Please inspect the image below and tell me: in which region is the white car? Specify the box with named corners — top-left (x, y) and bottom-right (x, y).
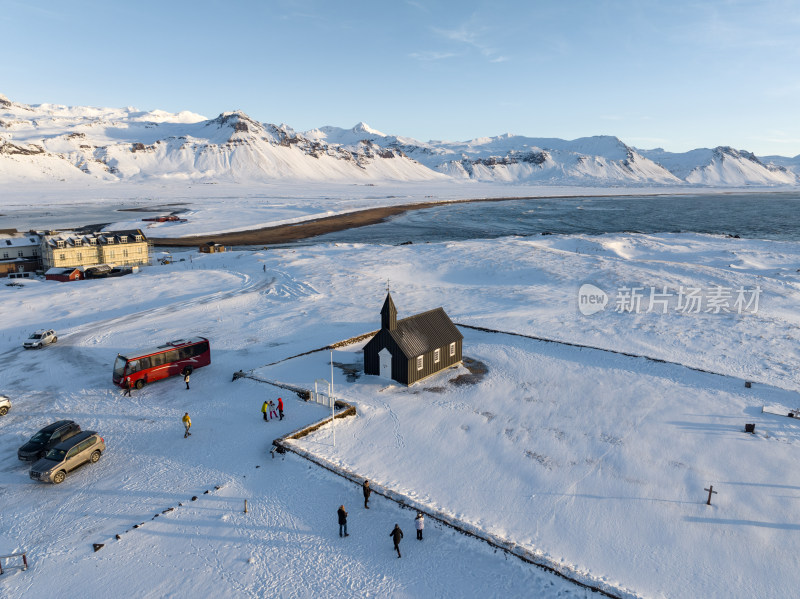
top-left (0, 395), bottom-right (10, 416)
top-left (24, 329), bottom-right (57, 349)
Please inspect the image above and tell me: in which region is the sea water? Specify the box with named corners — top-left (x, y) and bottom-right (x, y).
top-left (313, 192), bottom-right (800, 244)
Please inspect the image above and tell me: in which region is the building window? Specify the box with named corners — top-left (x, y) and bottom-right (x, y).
top-left (56, 240), bottom-right (64, 248)
top-left (434, 348), bottom-right (440, 364)
top-left (121, 237), bottom-right (127, 243)
top-left (18, 251), bottom-right (23, 257)
top-left (90, 239), bottom-right (97, 245)
top-left (109, 250), bottom-right (115, 259)
top-left (123, 249), bottom-right (129, 258)
top-left (137, 247), bottom-right (142, 254)
top-left (76, 252), bottom-right (82, 260)
top-left (2, 252), bottom-right (7, 259)
top-left (135, 235), bottom-right (143, 242)
top-left (59, 253), bottom-right (65, 260)
top-left (449, 342), bottom-right (456, 357)
top-left (416, 356), bottom-right (423, 371)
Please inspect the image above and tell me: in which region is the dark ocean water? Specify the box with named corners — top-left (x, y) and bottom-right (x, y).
top-left (313, 192), bottom-right (800, 244)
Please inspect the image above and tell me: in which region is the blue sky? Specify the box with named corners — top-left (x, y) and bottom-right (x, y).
top-left (3, 0), bottom-right (799, 156)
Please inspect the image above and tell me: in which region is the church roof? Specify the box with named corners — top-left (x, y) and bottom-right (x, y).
top-left (388, 307), bottom-right (462, 357)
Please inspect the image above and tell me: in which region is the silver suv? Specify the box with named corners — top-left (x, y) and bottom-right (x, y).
top-left (24, 329), bottom-right (57, 349)
top-left (30, 431), bottom-right (105, 484)
top-left (0, 394), bottom-right (10, 416)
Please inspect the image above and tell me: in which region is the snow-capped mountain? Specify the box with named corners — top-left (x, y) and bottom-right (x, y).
top-left (0, 95), bottom-right (443, 184)
top-left (1, 94), bottom-right (798, 186)
top-left (638, 146), bottom-right (798, 186)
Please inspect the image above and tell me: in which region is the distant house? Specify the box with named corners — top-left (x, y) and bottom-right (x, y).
top-left (0, 230), bottom-right (42, 278)
top-left (363, 293), bottom-right (463, 385)
top-left (40, 229), bottom-right (149, 271)
top-left (45, 267), bottom-right (83, 282)
top-left (199, 242), bottom-right (226, 253)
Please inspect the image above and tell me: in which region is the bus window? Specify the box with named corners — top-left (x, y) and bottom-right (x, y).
top-left (128, 360), bottom-right (140, 373)
top-left (139, 356), bottom-right (152, 370)
top-left (165, 350), bottom-right (179, 363)
top-left (151, 353), bottom-right (165, 367)
top-left (194, 341), bottom-right (209, 356)
top-left (178, 347), bottom-right (192, 361)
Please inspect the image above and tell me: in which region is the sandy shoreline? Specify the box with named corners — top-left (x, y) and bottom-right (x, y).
top-left (147, 192), bottom-right (684, 247)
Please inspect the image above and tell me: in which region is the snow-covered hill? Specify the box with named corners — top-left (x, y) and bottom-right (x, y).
top-left (0, 95), bottom-right (444, 184)
top-left (2, 93), bottom-right (798, 186)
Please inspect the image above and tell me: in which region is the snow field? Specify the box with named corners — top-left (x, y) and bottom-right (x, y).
top-left (279, 330), bottom-right (800, 599)
top-left (0, 247), bottom-right (593, 598)
top-left (0, 231), bottom-right (799, 598)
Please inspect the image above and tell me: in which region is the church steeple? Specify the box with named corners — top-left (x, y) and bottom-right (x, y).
top-left (381, 292), bottom-right (397, 331)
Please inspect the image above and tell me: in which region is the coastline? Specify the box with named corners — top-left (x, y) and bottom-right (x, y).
top-left (146, 192), bottom-right (694, 247)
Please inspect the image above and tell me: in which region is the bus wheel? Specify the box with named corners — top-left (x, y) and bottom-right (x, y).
top-left (135, 379), bottom-right (145, 390)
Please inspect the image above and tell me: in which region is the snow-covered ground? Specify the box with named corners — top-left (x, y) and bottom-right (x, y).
top-left (1, 231), bottom-right (799, 597)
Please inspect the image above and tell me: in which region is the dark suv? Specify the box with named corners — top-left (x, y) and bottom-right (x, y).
top-left (30, 431), bottom-right (105, 484)
top-left (18, 420), bottom-right (81, 461)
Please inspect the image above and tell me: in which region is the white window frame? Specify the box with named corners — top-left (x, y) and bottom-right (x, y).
top-left (449, 342), bottom-right (456, 357)
top-left (434, 348), bottom-right (440, 364)
top-left (416, 356), bottom-right (423, 371)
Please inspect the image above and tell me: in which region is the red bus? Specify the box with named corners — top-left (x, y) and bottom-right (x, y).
top-left (113, 337), bottom-right (211, 389)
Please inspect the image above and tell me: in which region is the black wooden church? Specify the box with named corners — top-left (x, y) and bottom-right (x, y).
top-left (363, 292), bottom-right (463, 385)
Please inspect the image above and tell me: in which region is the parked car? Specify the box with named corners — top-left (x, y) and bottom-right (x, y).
top-left (18, 420), bottom-right (81, 461)
top-left (30, 431), bottom-right (105, 484)
top-left (23, 329), bottom-right (57, 349)
top-left (0, 394), bottom-right (10, 416)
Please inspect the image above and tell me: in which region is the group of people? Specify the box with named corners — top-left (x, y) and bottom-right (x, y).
top-left (261, 397), bottom-right (284, 421)
top-left (338, 479), bottom-right (425, 558)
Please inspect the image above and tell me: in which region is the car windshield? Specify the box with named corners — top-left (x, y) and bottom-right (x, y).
top-left (114, 355), bottom-right (129, 379)
top-left (30, 431), bottom-right (50, 443)
top-left (45, 448), bottom-right (66, 461)
top-left (29, 333), bottom-right (42, 340)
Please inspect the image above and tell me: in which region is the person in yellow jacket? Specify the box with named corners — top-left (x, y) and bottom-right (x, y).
top-left (261, 400), bottom-right (269, 422)
top-left (182, 412), bottom-right (192, 438)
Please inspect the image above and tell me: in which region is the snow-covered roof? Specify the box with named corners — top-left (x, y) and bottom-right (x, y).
top-left (0, 234), bottom-right (41, 248)
top-left (43, 229), bottom-right (147, 247)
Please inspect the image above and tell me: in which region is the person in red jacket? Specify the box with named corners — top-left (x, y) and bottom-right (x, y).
top-left (277, 397), bottom-right (284, 421)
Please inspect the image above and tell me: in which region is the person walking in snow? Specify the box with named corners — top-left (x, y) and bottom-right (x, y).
top-left (338, 505), bottom-right (349, 537)
top-left (269, 400), bottom-right (279, 420)
top-left (415, 513), bottom-right (424, 540)
top-left (182, 412), bottom-right (192, 438)
top-left (362, 479), bottom-right (371, 509)
top-left (122, 377), bottom-right (132, 397)
top-left (261, 400), bottom-right (269, 421)
top-left (184, 370), bottom-right (190, 390)
top-left (390, 524), bottom-right (404, 558)
top-left (277, 397), bottom-right (284, 421)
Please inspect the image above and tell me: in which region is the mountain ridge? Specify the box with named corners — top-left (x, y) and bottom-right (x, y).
top-left (1, 94), bottom-right (797, 187)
